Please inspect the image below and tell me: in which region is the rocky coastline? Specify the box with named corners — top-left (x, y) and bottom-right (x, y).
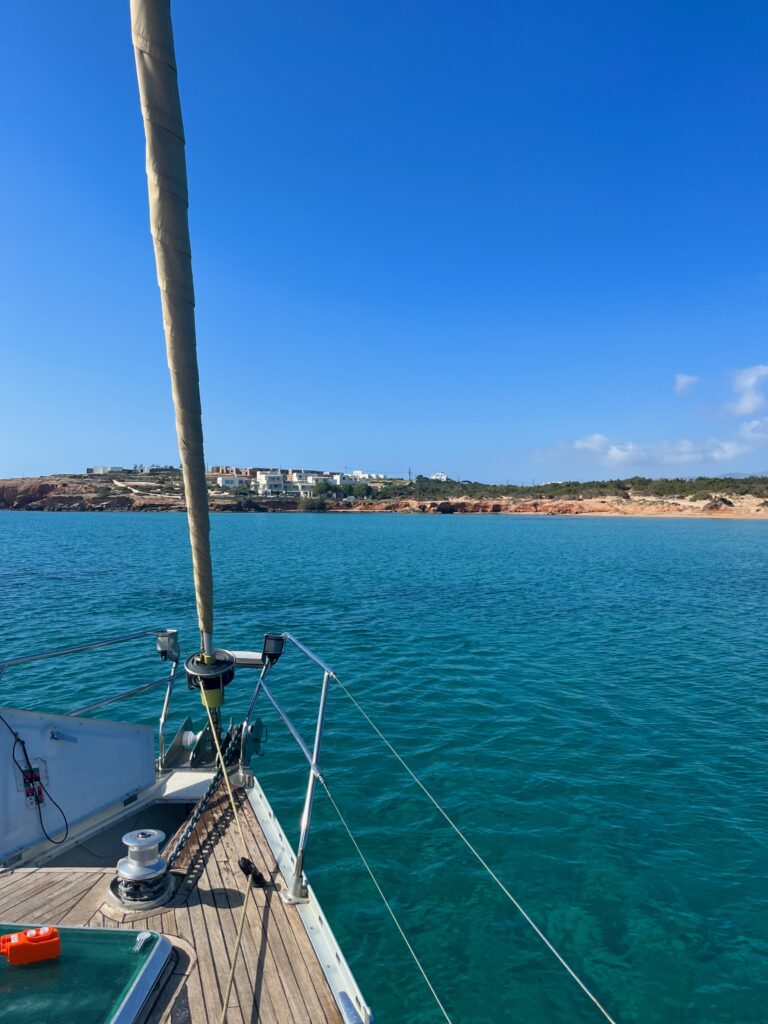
top-left (2, 476), bottom-right (768, 519)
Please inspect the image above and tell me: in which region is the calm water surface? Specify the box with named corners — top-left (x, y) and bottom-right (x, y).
top-left (1, 511), bottom-right (766, 1024)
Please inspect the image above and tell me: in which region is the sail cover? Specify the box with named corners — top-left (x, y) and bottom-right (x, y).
top-left (130, 0), bottom-right (213, 647)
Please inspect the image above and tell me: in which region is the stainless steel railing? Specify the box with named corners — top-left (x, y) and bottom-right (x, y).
top-left (0, 627), bottom-right (181, 763)
top-left (0, 627), bottom-right (172, 679)
top-left (1, 626), bottom-right (337, 899)
top-left (234, 631), bottom-right (336, 904)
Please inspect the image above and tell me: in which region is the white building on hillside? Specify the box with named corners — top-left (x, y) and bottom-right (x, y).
top-left (430, 472), bottom-right (449, 482)
top-left (283, 479), bottom-right (316, 498)
top-left (351, 470), bottom-right (386, 480)
top-left (213, 465), bottom-right (387, 496)
top-left (251, 470), bottom-right (286, 496)
top-left (216, 475), bottom-right (250, 488)
top-left (288, 470), bottom-right (325, 484)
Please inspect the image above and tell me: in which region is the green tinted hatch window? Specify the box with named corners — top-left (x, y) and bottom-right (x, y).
top-left (0, 923), bottom-right (163, 1023)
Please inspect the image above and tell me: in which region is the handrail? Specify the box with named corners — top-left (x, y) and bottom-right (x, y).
top-left (240, 632), bottom-right (335, 904)
top-left (157, 662), bottom-right (179, 765)
top-left (257, 678), bottom-right (315, 767)
top-left (281, 631), bottom-right (337, 678)
top-left (0, 627), bottom-right (170, 680)
top-left (0, 627), bottom-right (180, 765)
top-left (1, 624), bottom-right (334, 894)
top-left (69, 664), bottom-right (178, 718)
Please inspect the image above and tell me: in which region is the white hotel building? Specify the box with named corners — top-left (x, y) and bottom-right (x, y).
top-left (213, 468), bottom-right (376, 498)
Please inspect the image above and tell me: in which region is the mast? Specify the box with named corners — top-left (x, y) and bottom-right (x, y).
top-left (130, 0), bottom-right (213, 659)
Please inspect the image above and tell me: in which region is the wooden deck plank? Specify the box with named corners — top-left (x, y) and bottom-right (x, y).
top-left (173, 802), bottom-right (250, 1024)
top-left (201, 791), bottom-right (291, 1023)
top-left (0, 871), bottom-right (96, 922)
top-left (202, 803), bottom-right (285, 1024)
top-left (212, 796), bottom-right (309, 1024)
top-left (0, 868), bottom-right (48, 905)
top-left (217, 788), bottom-right (343, 1024)
top-left (0, 880), bottom-right (47, 916)
top-left (179, 873), bottom-right (227, 1022)
top-left (0, 868), bottom-right (39, 895)
top-left (28, 872), bottom-right (101, 915)
top-left (21, 879), bottom-right (103, 925)
top-left (0, 782), bottom-right (345, 1024)
top-left (3, 872), bottom-right (69, 910)
top-left (238, 795), bottom-right (342, 1024)
top-left (184, 962), bottom-right (209, 1024)
top-left (192, 811), bottom-right (271, 1024)
top-left (189, 812), bottom-right (248, 1024)
top-left (57, 871), bottom-right (112, 926)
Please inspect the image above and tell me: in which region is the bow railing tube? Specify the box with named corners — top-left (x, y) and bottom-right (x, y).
top-left (130, 0), bottom-right (214, 659)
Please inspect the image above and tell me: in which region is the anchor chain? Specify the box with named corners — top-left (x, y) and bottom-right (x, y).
top-left (165, 723), bottom-right (243, 870)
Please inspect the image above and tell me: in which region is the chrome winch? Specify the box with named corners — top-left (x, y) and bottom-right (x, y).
top-left (112, 828), bottom-right (173, 908)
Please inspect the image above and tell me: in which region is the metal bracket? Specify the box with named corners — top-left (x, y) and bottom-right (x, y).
top-left (161, 716), bottom-right (193, 770)
top-left (240, 718), bottom-right (267, 764)
top-left (280, 876), bottom-right (309, 905)
top-left (190, 722), bottom-right (216, 768)
top-left (49, 730), bottom-right (78, 743)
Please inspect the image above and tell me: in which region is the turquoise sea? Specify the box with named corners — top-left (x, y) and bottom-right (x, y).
top-left (1, 511), bottom-right (766, 1024)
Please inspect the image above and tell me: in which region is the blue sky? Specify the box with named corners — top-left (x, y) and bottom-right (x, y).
top-left (2, 1), bottom-right (768, 482)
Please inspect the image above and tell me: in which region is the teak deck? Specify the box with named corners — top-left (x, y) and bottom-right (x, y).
top-left (0, 786), bottom-right (343, 1024)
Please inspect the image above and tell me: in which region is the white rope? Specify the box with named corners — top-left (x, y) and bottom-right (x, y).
top-left (319, 779), bottom-right (454, 1024)
top-left (332, 676), bottom-right (619, 1024)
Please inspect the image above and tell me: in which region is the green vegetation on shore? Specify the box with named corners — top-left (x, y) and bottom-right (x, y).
top-left (299, 497), bottom-right (328, 512)
top-left (3, 472), bottom-right (768, 515)
top-left (375, 474), bottom-right (768, 501)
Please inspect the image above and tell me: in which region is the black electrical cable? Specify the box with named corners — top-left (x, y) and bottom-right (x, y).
top-left (0, 712), bottom-right (69, 845)
top-left (77, 841), bottom-right (111, 860)
top-left (78, 810), bottom-right (143, 861)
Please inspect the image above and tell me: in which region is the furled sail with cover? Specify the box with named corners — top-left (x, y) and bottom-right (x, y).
top-left (130, 0), bottom-right (214, 653)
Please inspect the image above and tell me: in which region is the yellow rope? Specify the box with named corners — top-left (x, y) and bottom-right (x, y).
top-left (201, 688), bottom-right (248, 859)
top-left (199, 686), bottom-right (254, 1023)
top-left (220, 873), bottom-right (255, 1022)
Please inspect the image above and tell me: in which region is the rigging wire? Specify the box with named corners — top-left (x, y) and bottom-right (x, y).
top-left (330, 677), bottom-right (620, 1024)
top-left (319, 778), bottom-right (454, 1024)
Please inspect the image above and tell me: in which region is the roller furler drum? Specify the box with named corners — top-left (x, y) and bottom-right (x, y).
top-left (185, 649), bottom-right (236, 692)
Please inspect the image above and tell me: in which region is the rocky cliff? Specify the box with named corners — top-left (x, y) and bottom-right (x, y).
top-left (1, 477), bottom-right (766, 518)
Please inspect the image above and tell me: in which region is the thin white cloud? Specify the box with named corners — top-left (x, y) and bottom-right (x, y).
top-left (567, 433), bottom-right (750, 467)
top-left (548, 363), bottom-right (768, 471)
top-left (726, 364), bottom-right (768, 416)
top-left (674, 373), bottom-right (700, 394)
top-left (572, 433), bottom-right (611, 453)
top-left (739, 417), bottom-right (768, 441)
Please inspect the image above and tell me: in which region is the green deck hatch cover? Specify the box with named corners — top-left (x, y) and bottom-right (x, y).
top-left (0, 922), bottom-right (164, 1023)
